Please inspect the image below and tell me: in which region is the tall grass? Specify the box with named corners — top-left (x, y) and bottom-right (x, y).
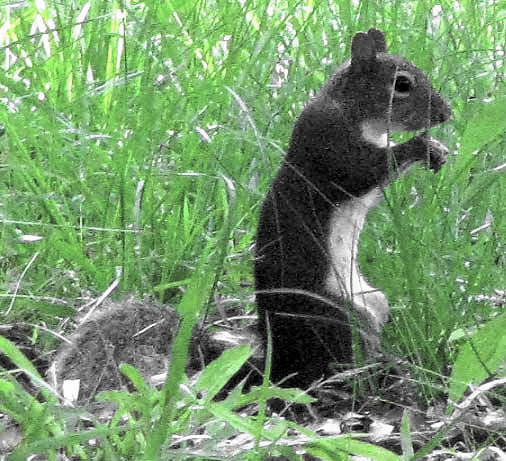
top-left (0, 0), bottom-right (505, 458)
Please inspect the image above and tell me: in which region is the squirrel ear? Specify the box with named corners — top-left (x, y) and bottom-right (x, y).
top-left (350, 28), bottom-right (387, 71)
top-left (367, 28), bottom-right (387, 52)
top-left (351, 32), bottom-right (376, 70)
top-left (351, 32), bottom-right (375, 60)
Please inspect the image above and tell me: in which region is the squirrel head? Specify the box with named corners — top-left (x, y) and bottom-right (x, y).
top-left (325, 28), bottom-right (451, 136)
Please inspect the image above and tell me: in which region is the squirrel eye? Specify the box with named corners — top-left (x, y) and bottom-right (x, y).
top-left (394, 72), bottom-right (414, 96)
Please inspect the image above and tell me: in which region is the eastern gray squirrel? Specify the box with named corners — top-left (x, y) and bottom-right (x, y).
top-left (255, 28), bottom-right (451, 389)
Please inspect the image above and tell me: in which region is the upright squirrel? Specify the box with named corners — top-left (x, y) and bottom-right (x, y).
top-left (255, 28), bottom-right (451, 389)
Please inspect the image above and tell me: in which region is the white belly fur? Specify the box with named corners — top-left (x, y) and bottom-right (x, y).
top-left (325, 187), bottom-right (389, 333)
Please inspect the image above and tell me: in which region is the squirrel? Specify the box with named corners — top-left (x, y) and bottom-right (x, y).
top-left (254, 28), bottom-right (451, 389)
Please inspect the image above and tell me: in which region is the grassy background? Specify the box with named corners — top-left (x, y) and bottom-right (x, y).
top-left (0, 0), bottom-right (505, 456)
top-left (1, 0), bottom-right (505, 375)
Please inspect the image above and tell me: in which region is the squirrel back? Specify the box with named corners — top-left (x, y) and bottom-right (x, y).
top-left (255, 28), bottom-right (451, 389)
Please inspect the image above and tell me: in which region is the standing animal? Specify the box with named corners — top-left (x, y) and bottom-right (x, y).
top-left (254, 28), bottom-right (451, 389)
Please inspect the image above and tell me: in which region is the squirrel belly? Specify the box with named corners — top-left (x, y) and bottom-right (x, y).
top-left (324, 186), bottom-right (389, 336)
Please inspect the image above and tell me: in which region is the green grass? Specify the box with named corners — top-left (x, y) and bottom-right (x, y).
top-left (1, 0), bottom-right (505, 459)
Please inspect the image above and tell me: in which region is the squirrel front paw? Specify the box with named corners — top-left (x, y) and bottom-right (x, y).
top-left (418, 133), bottom-right (449, 172)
